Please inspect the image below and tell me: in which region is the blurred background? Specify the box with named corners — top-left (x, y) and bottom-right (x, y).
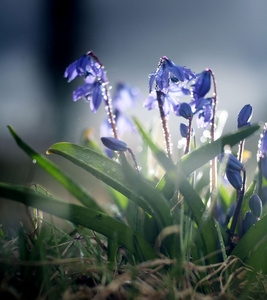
top-left (1, 0), bottom-right (267, 232)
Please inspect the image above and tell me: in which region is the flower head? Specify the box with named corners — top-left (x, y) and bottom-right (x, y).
top-left (249, 194), bottom-right (262, 218)
top-left (149, 56), bottom-right (195, 94)
top-left (192, 70), bottom-right (211, 100)
top-left (64, 52), bottom-right (106, 113)
top-left (237, 104), bottom-right (252, 129)
top-left (101, 137), bottom-right (128, 151)
top-left (175, 102), bottom-right (193, 119)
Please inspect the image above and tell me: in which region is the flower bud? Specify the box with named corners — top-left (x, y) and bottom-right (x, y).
top-left (249, 194), bottom-right (262, 218)
top-left (101, 137), bottom-right (127, 151)
top-left (180, 123), bottom-right (188, 138)
top-left (226, 169), bottom-right (242, 190)
top-left (237, 104), bottom-right (252, 129)
top-left (242, 211), bottom-right (257, 235)
top-left (178, 102), bottom-right (193, 119)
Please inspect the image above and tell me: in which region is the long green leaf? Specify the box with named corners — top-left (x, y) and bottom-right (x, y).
top-left (157, 124), bottom-right (261, 198)
top-left (8, 126), bottom-right (101, 211)
top-left (231, 214), bottom-right (267, 263)
top-left (47, 142), bottom-right (155, 216)
top-left (0, 182), bottom-right (157, 261)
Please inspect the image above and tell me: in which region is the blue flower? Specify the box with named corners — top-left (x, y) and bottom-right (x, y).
top-left (73, 81), bottom-right (103, 113)
top-left (180, 123), bottom-right (188, 138)
top-left (144, 91), bottom-right (180, 117)
top-left (64, 53), bottom-right (105, 82)
top-left (112, 82), bottom-right (139, 112)
top-left (64, 52), bottom-right (106, 113)
top-left (219, 153), bottom-right (244, 190)
top-left (101, 137), bottom-right (128, 151)
top-left (149, 56), bottom-right (195, 93)
top-left (237, 104), bottom-right (252, 129)
top-left (100, 110), bottom-right (135, 137)
top-left (175, 102), bottom-right (193, 119)
top-left (192, 70), bottom-right (211, 100)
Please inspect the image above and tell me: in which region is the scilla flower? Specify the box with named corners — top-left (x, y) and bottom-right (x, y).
top-left (237, 104), bottom-right (252, 129)
top-left (101, 137), bottom-right (127, 151)
top-left (64, 51), bottom-right (106, 113)
top-left (258, 125), bottom-right (267, 179)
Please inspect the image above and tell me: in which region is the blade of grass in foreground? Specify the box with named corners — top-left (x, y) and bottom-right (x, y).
top-left (47, 142), bottom-right (157, 216)
top-left (0, 182), bottom-right (157, 262)
top-left (8, 126), bottom-right (102, 212)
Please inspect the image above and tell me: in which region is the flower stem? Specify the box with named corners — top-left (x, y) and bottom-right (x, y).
top-left (230, 170), bottom-right (246, 235)
top-left (157, 91), bottom-right (172, 159)
top-left (237, 140), bottom-right (245, 162)
top-left (207, 68), bottom-right (218, 218)
top-left (185, 118), bottom-right (192, 154)
top-left (127, 148), bottom-right (140, 174)
top-left (87, 51), bottom-right (118, 140)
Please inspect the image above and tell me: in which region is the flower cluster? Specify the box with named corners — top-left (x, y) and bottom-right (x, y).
top-left (64, 51), bottom-right (106, 113)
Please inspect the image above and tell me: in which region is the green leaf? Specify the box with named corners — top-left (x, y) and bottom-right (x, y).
top-left (231, 214), bottom-right (267, 264)
top-left (157, 124), bottom-right (261, 199)
top-left (47, 142), bottom-right (155, 216)
top-left (0, 182), bottom-right (157, 262)
top-left (7, 126), bottom-right (101, 211)
top-left (133, 117), bottom-right (175, 171)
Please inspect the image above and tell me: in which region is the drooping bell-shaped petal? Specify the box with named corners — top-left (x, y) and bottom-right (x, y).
top-left (176, 102), bottom-right (193, 119)
top-left (261, 186), bottom-right (267, 206)
top-left (144, 91), bottom-right (158, 111)
top-left (226, 169), bottom-right (243, 190)
top-left (196, 104), bottom-right (213, 129)
top-left (101, 137), bottom-right (127, 151)
top-left (90, 81), bottom-right (103, 113)
top-left (242, 211), bottom-right (257, 235)
top-left (64, 55), bottom-right (91, 82)
top-left (180, 123), bottom-right (188, 138)
top-left (72, 83), bottom-right (94, 102)
top-left (237, 104), bottom-right (252, 129)
top-left (156, 63), bottom-right (169, 93)
top-left (165, 58), bottom-right (185, 82)
top-left (249, 194), bottom-right (262, 218)
top-left (192, 70), bottom-right (211, 100)
top-left (112, 83), bottom-right (139, 112)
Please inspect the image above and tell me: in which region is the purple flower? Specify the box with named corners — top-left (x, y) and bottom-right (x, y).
top-left (112, 83), bottom-right (139, 112)
top-left (238, 104), bottom-right (252, 129)
top-left (259, 126), bottom-right (267, 179)
top-left (64, 53), bottom-right (105, 82)
top-left (100, 110), bottom-right (135, 137)
top-left (101, 137), bottom-right (128, 151)
top-left (144, 91), bottom-right (180, 117)
top-left (192, 70), bottom-right (211, 100)
top-left (195, 102), bottom-right (213, 129)
top-left (175, 102), bottom-right (193, 119)
top-left (180, 123), bottom-right (188, 138)
top-left (219, 153), bottom-right (244, 190)
top-left (149, 56), bottom-right (195, 93)
top-left (73, 81), bottom-right (103, 113)
top-left (64, 52), bottom-right (107, 113)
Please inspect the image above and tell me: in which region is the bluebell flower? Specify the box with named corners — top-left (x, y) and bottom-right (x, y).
top-left (249, 194), bottom-right (262, 218)
top-left (100, 110), bottom-right (135, 137)
top-left (101, 137), bottom-right (128, 151)
top-left (149, 56), bottom-right (195, 94)
top-left (144, 91), bottom-right (180, 117)
top-left (64, 53), bottom-right (105, 83)
top-left (175, 102), bottom-right (193, 119)
top-left (237, 104), bottom-right (252, 129)
top-left (112, 82), bottom-right (139, 112)
top-left (219, 153), bottom-right (244, 190)
top-left (180, 123), bottom-right (188, 138)
top-left (73, 81), bottom-right (103, 113)
top-left (192, 70), bottom-right (211, 100)
top-left (64, 52), bottom-right (107, 113)
top-left (195, 100), bottom-right (213, 129)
